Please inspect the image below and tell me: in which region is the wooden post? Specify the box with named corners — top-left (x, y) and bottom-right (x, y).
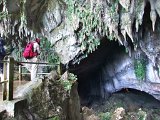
top-left (57, 63), bottom-right (62, 76)
top-left (2, 56), bottom-right (8, 100)
top-left (7, 57), bottom-right (14, 100)
top-left (19, 65), bottom-right (22, 81)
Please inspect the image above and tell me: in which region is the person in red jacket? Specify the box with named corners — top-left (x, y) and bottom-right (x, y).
top-left (24, 38), bottom-right (41, 81)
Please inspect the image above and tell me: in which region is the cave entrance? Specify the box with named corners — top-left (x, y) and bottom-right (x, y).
top-left (69, 38), bottom-right (129, 105)
top-left (68, 36), bottom-right (160, 107)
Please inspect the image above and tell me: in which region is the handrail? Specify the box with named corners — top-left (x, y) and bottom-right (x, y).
top-left (17, 64), bottom-right (56, 80)
top-left (0, 60), bottom-right (9, 63)
top-left (0, 57), bottom-right (62, 101)
top-left (18, 61), bottom-right (49, 64)
top-left (0, 80), bottom-right (8, 84)
top-left (16, 62), bottom-right (61, 81)
top-left (17, 61), bottom-right (59, 65)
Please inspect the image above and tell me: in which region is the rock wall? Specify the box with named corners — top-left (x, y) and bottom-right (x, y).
top-left (1, 0), bottom-right (160, 101)
top-left (1, 0), bottom-right (160, 64)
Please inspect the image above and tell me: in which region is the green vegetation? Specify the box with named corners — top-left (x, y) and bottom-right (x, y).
top-left (137, 109), bottom-right (147, 120)
top-left (0, 11), bottom-right (10, 20)
top-left (65, 0), bottom-right (101, 54)
top-left (40, 37), bottom-right (60, 64)
top-left (99, 112), bottom-right (111, 120)
top-left (134, 58), bottom-right (146, 81)
top-left (13, 37), bottom-right (60, 64)
top-left (64, 0), bottom-right (120, 63)
top-left (61, 72), bottom-right (77, 91)
top-left (19, 0), bottom-right (27, 28)
top-left (0, 0), bottom-right (10, 20)
top-left (12, 37), bottom-right (60, 74)
top-left (48, 116), bottom-right (60, 120)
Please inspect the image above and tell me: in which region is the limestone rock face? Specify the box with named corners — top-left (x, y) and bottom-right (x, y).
top-left (1, 0), bottom-right (160, 64)
top-left (2, 0), bottom-right (160, 101)
top-left (102, 31), bottom-right (160, 100)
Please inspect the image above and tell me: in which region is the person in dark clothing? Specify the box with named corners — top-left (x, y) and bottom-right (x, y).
top-left (0, 38), bottom-right (6, 81)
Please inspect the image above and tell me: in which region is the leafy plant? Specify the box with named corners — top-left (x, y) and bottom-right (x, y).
top-left (64, 0), bottom-right (121, 63)
top-left (40, 37), bottom-right (60, 65)
top-left (0, 11), bottom-right (10, 20)
top-left (137, 109), bottom-right (147, 120)
top-left (99, 112), bottom-right (111, 120)
top-left (134, 58), bottom-right (146, 81)
top-left (67, 1), bottom-right (102, 53)
top-left (61, 73), bottom-right (77, 91)
top-left (48, 116), bottom-right (60, 120)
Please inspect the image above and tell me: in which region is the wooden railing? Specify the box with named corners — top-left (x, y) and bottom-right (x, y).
top-left (0, 56), bottom-right (14, 101)
top-left (18, 62), bottom-right (61, 81)
top-left (0, 56), bottom-right (61, 101)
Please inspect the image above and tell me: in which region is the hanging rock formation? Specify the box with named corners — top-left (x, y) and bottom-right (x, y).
top-left (1, 0), bottom-right (160, 101)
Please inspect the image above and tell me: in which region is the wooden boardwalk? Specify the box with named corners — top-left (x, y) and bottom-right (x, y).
top-left (0, 80), bottom-right (28, 101)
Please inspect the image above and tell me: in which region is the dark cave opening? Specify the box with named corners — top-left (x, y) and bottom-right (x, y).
top-left (67, 1), bottom-right (160, 107)
top-left (68, 38), bottom-right (127, 105)
top-left (68, 36), bottom-right (160, 107)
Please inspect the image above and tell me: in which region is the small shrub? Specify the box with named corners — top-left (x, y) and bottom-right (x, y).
top-left (134, 58), bottom-right (146, 81)
top-left (99, 112), bottom-right (111, 120)
top-left (48, 116), bottom-right (60, 120)
top-left (61, 73), bottom-right (77, 91)
top-left (137, 109), bottom-right (147, 120)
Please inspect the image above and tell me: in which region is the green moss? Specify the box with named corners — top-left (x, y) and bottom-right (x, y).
top-left (0, 11), bottom-right (10, 20)
top-left (63, 0), bottom-right (123, 63)
top-left (99, 112), bottom-right (111, 120)
top-left (60, 73), bottom-right (77, 91)
top-left (48, 116), bottom-right (60, 120)
top-left (134, 58), bottom-right (146, 81)
top-left (137, 109), bottom-right (147, 120)
top-left (40, 37), bottom-right (60, 65)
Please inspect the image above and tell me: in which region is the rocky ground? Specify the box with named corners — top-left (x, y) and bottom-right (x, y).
top-left (89, 89), bottom-right (160, 120)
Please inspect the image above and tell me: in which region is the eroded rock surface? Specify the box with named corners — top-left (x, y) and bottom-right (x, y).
top-left (1, 0), bottom-right (160, 103)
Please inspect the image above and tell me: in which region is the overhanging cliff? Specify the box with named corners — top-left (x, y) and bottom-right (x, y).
top-left (1, 0), bottom-right (160, 101)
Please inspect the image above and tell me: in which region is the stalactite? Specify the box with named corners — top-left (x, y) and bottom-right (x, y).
top-left (149, 0), bottom-right (157, 31)
top-left (18, 0), bottom-right (35, 40)
top-left (25, 28), bottom-right (28, 37)
top-left (104, 8), bottom-right (112, 35)
top-left (30, 30), bottom-right (33, 38)
top-left (115, 30), bottom-right (123, 45)
top-left (0, 0), bottom-right (11, 37)
top-left (155, 0), bottom-right (160, 18)
top-left (104, 0), bottom-right (120, 43)
top-left (120, 0), bottom-right (134, 43)
top-left (135, 0), bottom-right (146, 32)
top-left (119, 0), bottom-right (130, 11)
top-left (11, 26), bottom-right (14, 35)
top-left (90, 0), bottom-right (93, 13)
top-left (150, 10), bottom-right (157, 31)
top-left (120, 13), bottom-right (128, 41)
top-left (127, 0), bottom-right (134, 42)
top-left (121, 28), bottom-right (126, 41)
top-left (126, 24), bottom-right (133, 42)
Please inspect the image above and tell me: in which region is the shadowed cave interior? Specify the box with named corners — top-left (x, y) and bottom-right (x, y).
top-left (69, 38), bottom-right (128, 104)
top-left (68, 38), bottom-right (160, 108)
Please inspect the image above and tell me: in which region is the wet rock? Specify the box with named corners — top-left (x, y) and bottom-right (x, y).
top-left (111, 107), bottom-right (125, 120)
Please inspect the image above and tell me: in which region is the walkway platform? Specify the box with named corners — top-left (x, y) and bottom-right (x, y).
top-left (0, 80), bottom-right (28, 101)
top-left (0, 80), bottom-right (41, 118)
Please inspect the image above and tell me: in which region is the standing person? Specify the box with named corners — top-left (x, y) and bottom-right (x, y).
top-left (0, 38), bottom-right (6, 81)
top-left (22, 38), bottom-right (41, 81)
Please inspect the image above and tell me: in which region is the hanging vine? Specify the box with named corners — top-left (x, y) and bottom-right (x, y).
top-left (1, 0), bottom-right (8, 18)
top-left (64, 0), bottom-right (122, 64)
top-left (134, 52), bottom-right (147, 81)
top-left (64, 0), bottom-right (103, 55)
top-left (0, 0), bottom-right (11, 37)
top-left (19, 0), bottom-right (27, 38)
